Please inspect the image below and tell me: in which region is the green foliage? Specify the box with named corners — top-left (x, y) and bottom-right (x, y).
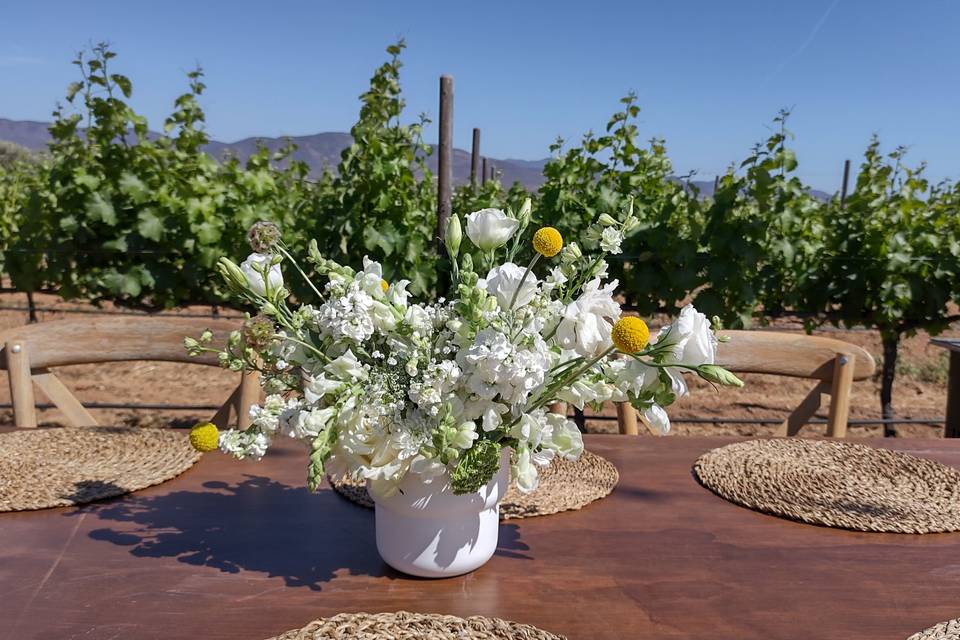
top-left (809, 139), bottom-right (960, 339)
top-left (450, 439), bottom-right (502, 495)
top-left (308, 39), bottom-right (439, 296)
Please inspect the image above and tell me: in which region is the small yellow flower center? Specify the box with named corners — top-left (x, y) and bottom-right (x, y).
top-left (532, 227), bottom-right (563, 257)
top-left (189, 422), bottom-right (220, 452)
top-left (611, 317), bottom-right (650, 353)
top-left (380, 279), bottom-right (389, 293)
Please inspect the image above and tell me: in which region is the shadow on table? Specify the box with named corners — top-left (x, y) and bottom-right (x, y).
top-left (68, 475), bottom-right (532, 589)
top-left (70, 475), bottom-right (395, 591)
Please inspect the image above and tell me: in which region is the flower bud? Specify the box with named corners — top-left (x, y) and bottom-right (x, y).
top-left (697, 365), bottom-right (744, 388)
top-left (445, 214), bottom-right (462, 259)
top-left (517, 198), bottom-right (532, 226)
top-left (598, 213), bottom-right (619, 227)
top-left (217, 257), bottom-right (248, 291)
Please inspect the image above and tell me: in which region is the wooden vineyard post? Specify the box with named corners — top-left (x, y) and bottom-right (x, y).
top-left (482, 157), bottom-right (489, 185)
top-left (471, 128), bottom-right (481, 188)
top-left (437, 75), bottom-right (453, 256)
top-left (840, 159), bottom-right (851, 206)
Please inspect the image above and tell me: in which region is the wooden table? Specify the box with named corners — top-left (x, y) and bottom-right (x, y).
top-left (931, 338), bottom-right (960, 437)
top-left (2, 435), bottom-right (959, 639)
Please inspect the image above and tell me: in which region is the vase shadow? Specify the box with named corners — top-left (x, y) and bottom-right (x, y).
top-left (70, 475), bottom-right (397, 591)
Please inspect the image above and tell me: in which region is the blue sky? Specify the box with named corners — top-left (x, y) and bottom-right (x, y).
top-left (1, 1), bottom-right (958, 189)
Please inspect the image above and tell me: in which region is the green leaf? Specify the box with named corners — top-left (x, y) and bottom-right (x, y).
top-left (86, 193), bottom-right (117, 225)
top-left (136, 209), bottom-right (164, 241)
top-left (66, 81), bottom-right (84, 102)
top-left (118, 172), bottom-right (149, 203)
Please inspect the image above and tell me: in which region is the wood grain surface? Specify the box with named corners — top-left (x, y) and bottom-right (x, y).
top-left (1, 434), bottom-right (958, 639)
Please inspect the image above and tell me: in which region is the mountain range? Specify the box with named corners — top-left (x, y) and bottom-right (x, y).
top-left (0, 118), bottom-right (829, 198)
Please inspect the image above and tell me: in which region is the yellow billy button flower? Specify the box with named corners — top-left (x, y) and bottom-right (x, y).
top-left (532, 227), bottom-right (563, 258)
top-left (380, 279), bottom-right (389, 293)
top-left (611, 317), bottom-right (651, 353)
top-left (189, 422), bottom-right (220, 452)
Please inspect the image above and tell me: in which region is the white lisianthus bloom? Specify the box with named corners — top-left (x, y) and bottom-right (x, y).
top-left (613, 357), bottom-right (661, 397)
top-left (370, 300), bottom-right (398, 332)
top-left (600, 227), bottom-right (624, 254)
top-left (554, 278), bottom-right (621, 357)
top-left (641, 404), bottom-right (671, 435)
top-left (556, 376), bottom-right (617, 409)
top-left (240, 253), bottom-right (283, 296)
top-left (466, 208), bottom-right (519, 250)
top-left (303, 372), bottom-right (344, 405)
top-left (325, 349), bottom-right (367, 381)
top-left (485, 262), bottom-right (539, 310)
top-left (513, 446), bottom-right (539, 493)
top-left (540, 413), bottom-right (583, 460)
top-left (658, 304), bottom-right (718, 366)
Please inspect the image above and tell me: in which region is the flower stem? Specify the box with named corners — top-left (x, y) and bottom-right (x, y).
top-left (508, 253), bottom-right (540, 310)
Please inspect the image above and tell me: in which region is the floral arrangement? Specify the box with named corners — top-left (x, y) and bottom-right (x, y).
top-left (187, 201), bottom-right (742, 496)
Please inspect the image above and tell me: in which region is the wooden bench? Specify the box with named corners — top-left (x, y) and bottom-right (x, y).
top-left (0, 317), bottom-right (259, 430)
top-left (615, 330), bottom-right (875, 437)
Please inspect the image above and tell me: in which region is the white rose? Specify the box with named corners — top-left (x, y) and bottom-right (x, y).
top-left (554, 278), bottom-right (621, 357)
top-left (658, 304), bottom-right (717, 366)
top-left (485, 262), bottom-right (539, 310)
top-left (466, 208), bottom-right (520, 251)
top-left (240, 253), bottom-right (283, 296)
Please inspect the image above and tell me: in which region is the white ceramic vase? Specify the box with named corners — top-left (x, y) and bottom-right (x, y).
top-left (368, 448), bottom-right (510, 578)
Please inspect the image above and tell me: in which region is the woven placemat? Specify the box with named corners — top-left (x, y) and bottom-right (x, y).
top-left (909, 619), bottom-right (960, 640)
top-left (693, 439), bottom-right (960, 533)
top-left (267, 611), bottom-right (566, 639)
top-left (0, 427), bottom-right (201, 512)
top-left (328, 450), bottom-right (618, 520)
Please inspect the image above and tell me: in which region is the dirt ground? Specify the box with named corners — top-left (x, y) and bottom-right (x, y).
top-left (0, 291), bottom-right (953, 438)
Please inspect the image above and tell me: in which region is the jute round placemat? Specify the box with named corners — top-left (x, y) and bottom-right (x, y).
top-left (693, 439), bottom-right (960, 533)
top-left (0, 427), bottom-right (201, 512)
top-left (328, 450), bottom-right (618, 520)
top-left (908, 619), bottom-right (960, 640)
top-left (267, 611), bottom-right (566, 640)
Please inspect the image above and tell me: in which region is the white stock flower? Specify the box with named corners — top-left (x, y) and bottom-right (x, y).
top-left (554, 278), bottom-right (621, 357)
top-left (658, 305), bottom-right (717, 366)
top-left (466, 208), bottom-right (519, 250)
top-left (240, 253), bottom-right (283, 296)
top-left (484, 262), bottom-right (539, 310)
top-left (600, 227), bottom-right (624, 254)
